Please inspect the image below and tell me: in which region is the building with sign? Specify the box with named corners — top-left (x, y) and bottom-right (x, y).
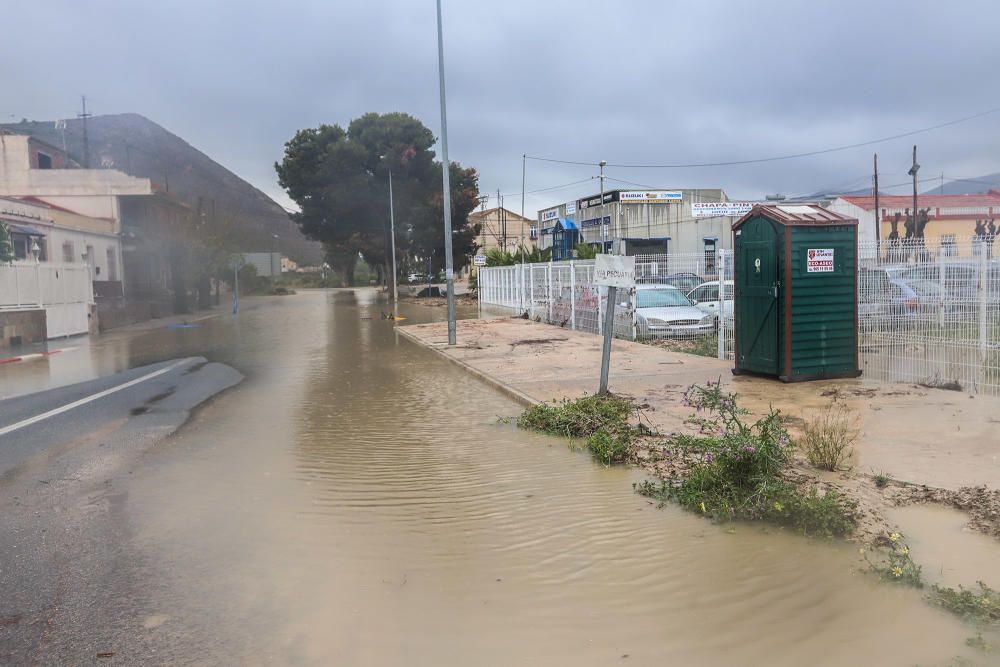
top-left (537, 188), bottom-right (739, 261)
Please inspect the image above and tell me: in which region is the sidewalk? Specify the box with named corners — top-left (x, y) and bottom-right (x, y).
top-left (400, 317), bottom-right (1000, 491)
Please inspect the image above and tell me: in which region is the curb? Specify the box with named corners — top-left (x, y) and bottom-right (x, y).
top-left (396, 327), bottom-right (540, 407)
top-left (0, 347), bottom-right (74, 366)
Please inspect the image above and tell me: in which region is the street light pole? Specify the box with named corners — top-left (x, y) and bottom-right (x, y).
top-left (388, 168), bottom-right (399, 320)
top-left (436, 0), bottom-right (456, 345)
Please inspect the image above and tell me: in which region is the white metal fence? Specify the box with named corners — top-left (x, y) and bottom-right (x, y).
top-left (479, 237), bottom-right (1000, 396)
top-left (0, 262), bottom-right (94, 338)
top-left (478, 249), bottom-right (735, 355)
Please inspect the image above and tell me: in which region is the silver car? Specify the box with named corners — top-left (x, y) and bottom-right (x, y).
top-left (633, 284), bottom-right (717, 338)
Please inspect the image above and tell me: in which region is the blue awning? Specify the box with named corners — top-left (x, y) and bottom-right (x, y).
top-left (5, 223), bottom-right (46, 236)
top-left (555, 218), bottom-right (577, 231)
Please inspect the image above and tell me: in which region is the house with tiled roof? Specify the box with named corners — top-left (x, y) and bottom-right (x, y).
top-left (829, 191), bottom-right (1000, 255)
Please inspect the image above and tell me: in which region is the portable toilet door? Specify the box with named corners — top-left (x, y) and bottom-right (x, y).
top-left (733, 212), bottom-right (782, 375)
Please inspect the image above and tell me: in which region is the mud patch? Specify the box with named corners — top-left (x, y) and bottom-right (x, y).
top-left (129, 406), bottom-right (150, 416)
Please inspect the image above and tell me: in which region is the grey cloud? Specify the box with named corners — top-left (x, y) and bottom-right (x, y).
top-left (4, 0), bottom-right (999, 216)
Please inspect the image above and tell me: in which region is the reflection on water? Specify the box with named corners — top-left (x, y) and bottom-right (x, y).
top-left (23, 290), bottom-right (995, 665)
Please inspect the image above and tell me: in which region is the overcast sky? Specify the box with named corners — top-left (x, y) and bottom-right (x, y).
top-left (5, 0), bottom-right (1000, 217)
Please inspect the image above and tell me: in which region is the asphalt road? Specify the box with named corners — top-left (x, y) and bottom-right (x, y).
top-left (0, 357), bottom-right (242, 664)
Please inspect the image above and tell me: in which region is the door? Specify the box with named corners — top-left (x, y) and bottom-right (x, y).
top-left (737, 239), bottom-right (780, 374)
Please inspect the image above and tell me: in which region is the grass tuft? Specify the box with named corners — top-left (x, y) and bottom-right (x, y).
top-left (800, 404), bottom-right (859, 472)
top-left (517, 394), bottom-right (640, 465)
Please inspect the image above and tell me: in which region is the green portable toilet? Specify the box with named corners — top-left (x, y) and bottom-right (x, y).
top-left (732, 204), bottom-right (860, 382)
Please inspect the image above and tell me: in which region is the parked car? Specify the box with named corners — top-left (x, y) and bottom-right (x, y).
top-left (641, 272), bottom-right (703, 293)
top-left (632, 285), bottom-right (716, 338)
top-left (407, 273), bottom-right (426, 284)
top-left (899, 262), bottom-right (979, 301)
top-left (687, 280), bottom-right (734, 319)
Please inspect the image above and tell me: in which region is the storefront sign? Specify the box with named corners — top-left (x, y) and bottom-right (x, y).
top-left (540, 207), bottom-right (560, 221)
top-left (619, 191), bottom-right (682, 203)
top-left (806, 248), bottom-right (834, 273)
top-left (565, 201), bottom-right (577, 215)
top-left (580, 215), bottom-right (611, 228)
top-left (691, 202), bottom-right (755, 218)
top-left (578, 191), bottom-right (619, 209)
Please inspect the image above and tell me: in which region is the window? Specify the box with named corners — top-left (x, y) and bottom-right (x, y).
top-left (690, 285), bottom-right (718, 302)
top-left (941, 234), bottom-right (957, 257)
top-left (62, 240), bottom-right (75, 263)
top-left (13, 238), bottom-right (27, 260)
top-left (529, 225), bottom-right (538, 240)
top-left (106, 247), bottom-right (118, 281)
top-left (637, 288), bottom-right (691, 309)
top-left (36, 152), bottom-right (53, 169)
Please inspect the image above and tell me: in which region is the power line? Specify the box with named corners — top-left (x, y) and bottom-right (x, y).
top-left (525, 105), bottom-right (1000, 169)
top-left (483, 176), bottom-right (597, 202)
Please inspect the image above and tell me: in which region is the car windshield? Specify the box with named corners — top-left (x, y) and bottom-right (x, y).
top-left (904, 279), bottom-right (946, 298)
top-left (637, 288), bottom-right (692, 308)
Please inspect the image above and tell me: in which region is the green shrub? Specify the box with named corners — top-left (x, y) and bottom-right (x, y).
top-left (800, 404), bottom-right (859, 471)
top-left (517, 394), bottom-right (633, 439)
top-left (636, 381), bottom-right (858, 538)
top-left (517, 394), bottom-right (639, 465)
top-left (587, 430), bottom-right (631, 465)
top-left (929, 582), bottom-right (1000, 624)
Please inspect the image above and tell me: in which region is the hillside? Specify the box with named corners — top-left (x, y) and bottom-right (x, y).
top-left (1, 113), bottom-right (322, 264)
top-left (926, 173), bottom-right (1000, 195)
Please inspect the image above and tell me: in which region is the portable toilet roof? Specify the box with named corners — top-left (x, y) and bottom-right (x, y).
top-left (733, 203), bottom-right (856, 229)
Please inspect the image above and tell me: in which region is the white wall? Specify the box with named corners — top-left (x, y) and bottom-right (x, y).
top-left (45, 227), bottom-right (122, 282)
top-left (828, 199), bottom-right (875, 242)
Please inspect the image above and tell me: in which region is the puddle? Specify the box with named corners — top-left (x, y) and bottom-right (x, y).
top-left (889, 504), bottom-right (1000, 590)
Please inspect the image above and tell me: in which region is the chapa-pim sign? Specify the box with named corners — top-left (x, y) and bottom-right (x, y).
top-left (594, 254), bottom-right (636, 288)
top-left (806, 248), bottom-right (834, 273)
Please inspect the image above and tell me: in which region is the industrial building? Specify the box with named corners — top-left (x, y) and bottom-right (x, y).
top-left (535, 188), bottom-right (750, 261)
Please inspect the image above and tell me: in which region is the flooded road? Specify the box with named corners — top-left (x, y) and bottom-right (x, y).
top-left (2, 290), bottom-right (994, 665)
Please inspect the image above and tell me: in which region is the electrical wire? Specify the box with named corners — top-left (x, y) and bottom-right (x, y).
top-left (524, 105), bottom-right (1000, 169)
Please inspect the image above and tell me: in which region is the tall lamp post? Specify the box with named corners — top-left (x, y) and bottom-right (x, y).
top-left (380, 154), bottom-right (400, 321)
top-left (436, 0), bottom-right (456, 345)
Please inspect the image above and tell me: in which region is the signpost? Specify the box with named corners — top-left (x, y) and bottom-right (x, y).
top-left (229, 254), bottom-right (246, 314)
top-left (473, 254), bottom-right (487, 267)
top-left (594, 254), bottom-right (636, 395)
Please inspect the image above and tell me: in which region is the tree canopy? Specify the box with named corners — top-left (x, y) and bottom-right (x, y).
top-left (0, 222), bottom-right (13, 264)
top-left (275, 112), bottom-right (481, 286)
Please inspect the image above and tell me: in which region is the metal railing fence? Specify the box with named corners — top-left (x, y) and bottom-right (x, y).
top-left (479, 236), bottom-right (1000, 396)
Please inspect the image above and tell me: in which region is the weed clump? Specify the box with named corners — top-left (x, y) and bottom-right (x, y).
top-left (929, 581), bottom-right (1000, 625)
top-left (872, 470), bottom-right (892, 488)
top-left (636, 381), bottom-right (858, 538)
top-left (801, 404), bottom-right (859, 471)
top-left (862, 533), bottom-right (923, 587)
top-left (517, 394), bottom-right (640, 465)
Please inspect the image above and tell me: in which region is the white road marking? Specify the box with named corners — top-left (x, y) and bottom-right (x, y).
top-left (0, 360), bottom-right (191, 438)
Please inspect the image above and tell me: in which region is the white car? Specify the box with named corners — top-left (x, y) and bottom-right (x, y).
top-left (633, 284), bottom-right (717, 338)
top-left (687, 280), bottom-right (734, 319)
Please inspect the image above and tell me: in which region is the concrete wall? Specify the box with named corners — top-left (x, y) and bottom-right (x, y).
top-left (0, 309), bottom-right (46, 348)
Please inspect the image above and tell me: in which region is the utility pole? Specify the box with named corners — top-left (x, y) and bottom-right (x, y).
top-left (389, 169), bottom-right (399, 320)
top-left (435, 0), bottom-right (456, 345)
top-left (908, 145), bottom-right (920, 233)
top-left (873, 153), bottom-right (880, 243)
top-left (78, 95), bottom-right (92, 168)
top-left (521, 153), bottom-right (526, 218)
top-left (599, 160), bottom-right (608, 252)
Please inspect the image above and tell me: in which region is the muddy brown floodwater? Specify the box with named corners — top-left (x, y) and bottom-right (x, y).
top-left (7, 289), bottom-right (996, 665)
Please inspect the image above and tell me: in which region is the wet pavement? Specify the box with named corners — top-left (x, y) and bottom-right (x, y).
top-left (0, 289), bottom-right (996, 665)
